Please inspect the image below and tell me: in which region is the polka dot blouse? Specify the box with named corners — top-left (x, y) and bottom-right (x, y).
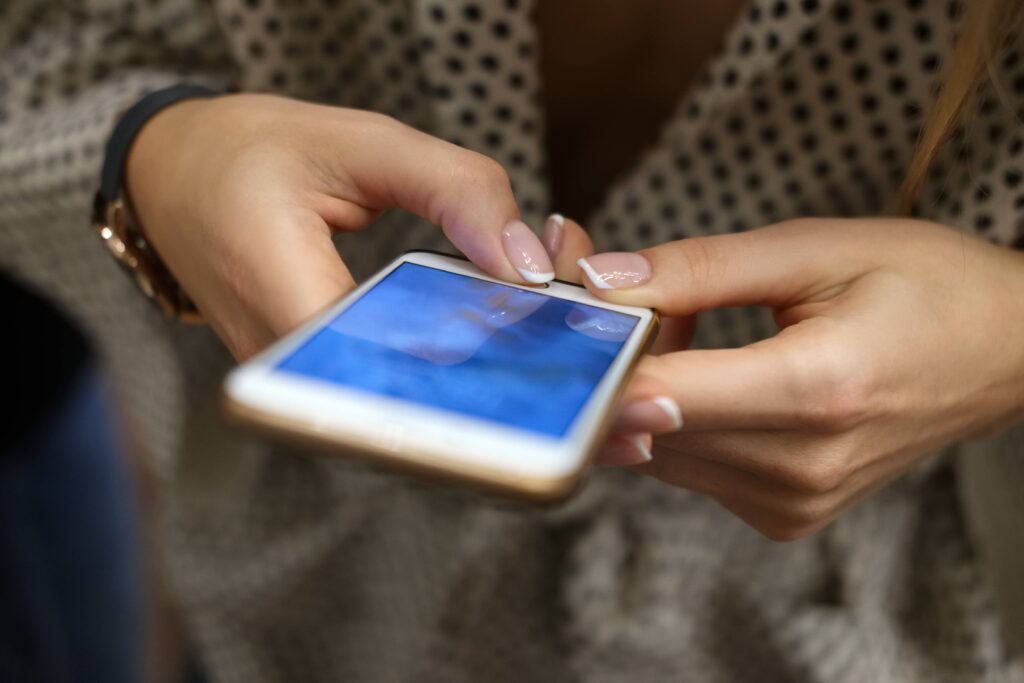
top-left (1, 1), bottom-right (1023, 682)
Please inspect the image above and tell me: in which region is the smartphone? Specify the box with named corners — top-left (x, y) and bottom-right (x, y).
top-left (222, 250), bottom-right (658, 501)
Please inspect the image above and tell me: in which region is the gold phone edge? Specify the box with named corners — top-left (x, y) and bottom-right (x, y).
top-left (220, 273), bottom-right (661, 504)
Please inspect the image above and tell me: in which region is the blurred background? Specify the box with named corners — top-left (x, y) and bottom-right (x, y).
top-left (1, 272), bottom-right (200, 683)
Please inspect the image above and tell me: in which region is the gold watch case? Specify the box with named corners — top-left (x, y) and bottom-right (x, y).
top-left (91, 193), bottom-right (203, 324)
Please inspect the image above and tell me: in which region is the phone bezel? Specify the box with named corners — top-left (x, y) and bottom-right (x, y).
top-left (221, 250), bottom-right (659, 501)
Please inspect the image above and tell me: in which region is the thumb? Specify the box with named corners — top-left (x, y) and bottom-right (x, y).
top-left (576, 219), bottom-right (874, 315)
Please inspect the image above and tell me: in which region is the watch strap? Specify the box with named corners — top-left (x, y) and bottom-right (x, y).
top-left (92, 83), bottom-right (219, 323)
top-left (98, 83), bottom-right (219, 205)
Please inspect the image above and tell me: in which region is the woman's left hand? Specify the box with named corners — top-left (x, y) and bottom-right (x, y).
top-left (572, 218), bottom-right (1024, 540)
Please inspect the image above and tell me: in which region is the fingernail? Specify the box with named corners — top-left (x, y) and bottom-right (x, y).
top-left (542, 213), bottom-right (565, 258)
top-left (502, 219), bottom-right (555, 284)
top-left (577, 253), bottom-right (652, 290)
top-left (618, 396), bottom-right (683, 433)
top-left (596, 434), bottom-right (653, 467)
top-left (624, 435), bottom-right (653, 463)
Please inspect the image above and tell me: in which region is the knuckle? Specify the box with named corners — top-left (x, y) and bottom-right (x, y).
top-left (465, 153), bottom-right (511, 189)
top-left (755, 499), bottom-right (835, 541)
top-left (357, 110), bottom-right (406, 137)
top-left (777, 449), bottom-right (850, 494)
top-left (443, 153), bottom-right (512, 207)
top-left (802, 459), bottom-right (848, 493)
top-left (435, 153), bottom-right (512, 226)
top-left (782, 495), bottom-right (835, 529)
top-left (803, 387), bottom-right (870, 432)
top-left (788, 343), bottom-right (874, 433)
top-left (674, 237), bottom-right (721, 302)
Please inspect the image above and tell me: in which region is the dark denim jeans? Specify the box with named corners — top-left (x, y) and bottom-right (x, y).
top-left (0, 365), bottom-right (144, 683)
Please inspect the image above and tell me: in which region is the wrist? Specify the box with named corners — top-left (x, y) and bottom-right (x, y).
top-left (93, 85), bottom-right (220, 322)
top-left (124, 97), bottom-right (216, 237)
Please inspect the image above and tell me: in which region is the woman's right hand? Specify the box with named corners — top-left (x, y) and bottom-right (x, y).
top-left (126, 94), bottom-right (553, 359)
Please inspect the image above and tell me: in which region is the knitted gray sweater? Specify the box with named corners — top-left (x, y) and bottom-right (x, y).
top-left (1, 0), bottom-right (1021, 680)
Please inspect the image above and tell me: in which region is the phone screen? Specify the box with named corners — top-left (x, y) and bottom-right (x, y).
top-left (276, 263), bottom-right (639, 438)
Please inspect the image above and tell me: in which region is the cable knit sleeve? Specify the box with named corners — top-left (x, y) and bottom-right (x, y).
top-left (0, 0), bottom-right (237, 474)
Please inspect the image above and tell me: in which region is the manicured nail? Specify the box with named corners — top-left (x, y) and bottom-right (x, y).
top-left (542, 213), bottom-right (565, 258)
top-left (624, 435), bottom-right (653, 462)
top-left (577, 253), bottom-right (652, 290)
top-left (502, 219), bottom-right (555, 284)
top-left (618, 396), bottom-right (683, 433)
top-left (596, 434), bottom-right (653, 467)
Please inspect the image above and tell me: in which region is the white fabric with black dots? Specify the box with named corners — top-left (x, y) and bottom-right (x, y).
top-left (2, 0), bottom-right (1023, 681)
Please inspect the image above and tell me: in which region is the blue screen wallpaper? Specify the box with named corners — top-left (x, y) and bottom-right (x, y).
top-left (276, 263), bottom-right (639, 438)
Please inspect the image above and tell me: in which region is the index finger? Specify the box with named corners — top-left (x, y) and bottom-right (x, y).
top-left (578, 219), bottom-right (875, 316)
top-left (322, 110), bottom-right (554, 285)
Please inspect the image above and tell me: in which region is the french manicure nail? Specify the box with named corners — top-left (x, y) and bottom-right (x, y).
top-left (625, 435), bottom-right (653, 462)
top-left (577, 253), bottom-right (652, 290)
top-left (619, 396), bottom-right (683, 433)
top-left (597, 434), bottom-right (654, 467)
top-left (543, 213), bottom-right (565, 258)
top-left (502, 219), bottom-right (555, 284)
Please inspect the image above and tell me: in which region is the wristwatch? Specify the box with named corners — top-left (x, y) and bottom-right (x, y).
top-left (91, 83), bottom-right (219, 324)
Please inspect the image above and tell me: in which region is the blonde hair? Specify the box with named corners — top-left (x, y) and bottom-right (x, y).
top-left (896, 0), bottom-right (1024, 214)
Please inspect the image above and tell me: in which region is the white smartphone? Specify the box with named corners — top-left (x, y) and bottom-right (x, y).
top-left (222, 250), bottom-right (658, 501)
